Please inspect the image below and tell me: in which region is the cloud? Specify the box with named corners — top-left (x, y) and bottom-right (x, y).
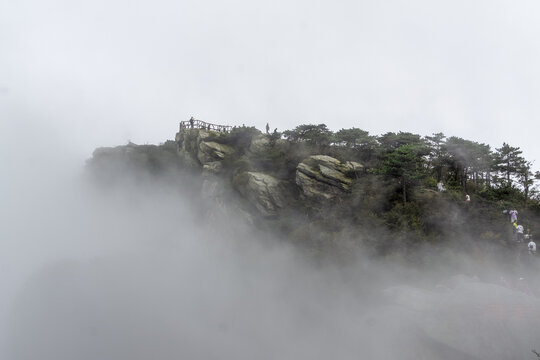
top-left (1, 152), bottom-right (540, 359)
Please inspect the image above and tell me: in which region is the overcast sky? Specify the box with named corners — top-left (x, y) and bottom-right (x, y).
top-left (2, 0), bottom-right (540, 164)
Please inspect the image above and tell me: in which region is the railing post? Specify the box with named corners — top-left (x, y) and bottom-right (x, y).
top-left (179, 118), bottom-right (232, 133)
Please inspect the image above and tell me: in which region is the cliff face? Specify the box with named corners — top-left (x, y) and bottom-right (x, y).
top-left (296, 155), bottom-right (362, 201)
top-left (172, 127), bottom-right (484, 255)
top-left (175, 128), bottom-right (363, 218)
top-left (87, 126), bottom-right (530, 258)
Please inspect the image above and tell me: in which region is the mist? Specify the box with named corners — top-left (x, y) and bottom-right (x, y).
top-left (0, 123), bottom-right (539, 360)
top-left (2, 0), bottom-right (540, 357)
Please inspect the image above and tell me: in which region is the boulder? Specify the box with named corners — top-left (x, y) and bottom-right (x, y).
top-left (344, 161), bottom-right (363, 173)
top-left (296, 155), bottom-right (361, 201)
top-left (234, 172), bottom-right (288, 217)
top-left (197, 141), bottom-right (235, 165)
top-left (177, 128), bottom-right (234, 167)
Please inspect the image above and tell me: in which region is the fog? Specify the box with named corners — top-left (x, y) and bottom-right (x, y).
top-left (1, 125), bottom-right (539, 360)
top-left (2, 0), bottom-right (540, 357)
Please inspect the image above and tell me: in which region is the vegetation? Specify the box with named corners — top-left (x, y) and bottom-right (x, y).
top-left (279, 125), bottom-right (540, 205)
top-left (87, 123), bottom-right (540, 261)
top-left (246, 124), bottom-right (540, 257)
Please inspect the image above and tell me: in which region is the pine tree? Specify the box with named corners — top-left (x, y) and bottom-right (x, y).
top-left (493, 143), bottom-right (525, 187)
top-left (425, 132), bottom-right (446, 182)
top-left (381, 144), bottom-right (427, 204)
top-left (516, 160), bottom-right (535, 203)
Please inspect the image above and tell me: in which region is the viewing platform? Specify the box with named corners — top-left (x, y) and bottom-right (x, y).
top-left (179, 118), bottom-right (233, 133)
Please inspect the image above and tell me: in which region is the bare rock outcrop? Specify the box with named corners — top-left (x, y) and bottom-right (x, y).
top-left (296, 155), bottom-right (362, 201)
top-left (176, 129), bottom-right (234, 167)
top-left (233, 171), bottom-right (289, 217)
top-left (197, 141), bottom-right (235, 165)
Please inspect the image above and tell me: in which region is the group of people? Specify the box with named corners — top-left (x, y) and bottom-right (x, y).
top-left (504, 209), bottom-right (537, 255)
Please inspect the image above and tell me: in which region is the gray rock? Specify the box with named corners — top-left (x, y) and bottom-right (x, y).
top-left (296, 155), bottom-right (361, 201)
top-left (234, 172), bottom-right (288, 217)
top-left (296, 171), bottom-right (338, 200)
top-left (177, 128), bottom-right (234, 167)
top-left (179, 151), bottom-right (200, 168)
top-left (197, 141), bottom-right (235, 165)
top-left (176, 129), bottom-right (201, 168)
top-left (345, 161), bottom-right (363, 173)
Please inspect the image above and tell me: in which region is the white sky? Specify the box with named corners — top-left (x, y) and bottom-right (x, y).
top-left (2, 0), bottom-right (540, 165)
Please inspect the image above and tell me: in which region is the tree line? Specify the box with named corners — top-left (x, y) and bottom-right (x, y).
top-left (282, 124), bottom-right (539, 205)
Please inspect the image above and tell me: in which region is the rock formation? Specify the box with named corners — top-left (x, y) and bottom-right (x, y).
top-left (197, 141), bottom-right (234, 165)
top-left (295, 155), bottom-right (362, 201)
top-left (233, 171), bottom-right (289, 217)
top-left (176, 129), bottom-right (235, 168)
top-left (173, 128), bottom-right (367, 215)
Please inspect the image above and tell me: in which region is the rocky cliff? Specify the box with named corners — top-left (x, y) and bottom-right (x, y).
top-left (175, 128), bottom-right (363, 218)
top-left (87, 125), bottom-right (534, 259)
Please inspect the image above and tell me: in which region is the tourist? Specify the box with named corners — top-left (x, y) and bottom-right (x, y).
top-left (437, 182), bottom-right (446, 192)
top-left (512, 221), bottom-right (518, 242)
top-left (516, 224), bottom-right (524, 242)
top-left (524, 228), bottom-right (532, 242)
top-left (528, 239), bottom-right (536, 255)
top-left (509, 209), bottom-right (518, 223)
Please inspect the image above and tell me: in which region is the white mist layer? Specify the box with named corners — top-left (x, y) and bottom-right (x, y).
top-left (1, 134), bottom-right (540, 359)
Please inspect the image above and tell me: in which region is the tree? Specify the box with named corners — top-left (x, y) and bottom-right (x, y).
top-left (335, 128), bottom-right (378, 169)
top-left (335, 128), bottom-right (370, 147)
top-left (442, 137), bottom-right (471, 191)
top-left (378, 132), bottom-right (425, 152)
top-left (493, 143), bottom-right (525, 187)
top-left (470, 143), bottom-right (493, 187)
top-left (441, 137), bottom-right (493, 192)
top-left (425, 132), bottom-right (446, 182)
top-left (380, 144), bottom-right (427, 204)
top-left (516, 161), bottom-right (535, 203)
top-left (282, 124), bottom-right (334, 147)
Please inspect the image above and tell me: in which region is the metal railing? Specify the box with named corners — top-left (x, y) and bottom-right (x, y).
top-left (179, 118), bottom-right (233, 133)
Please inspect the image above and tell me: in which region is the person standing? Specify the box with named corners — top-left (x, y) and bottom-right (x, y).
top-left (509, 209), bottom-right (518, 223)
top-left (516, 224), bottom-right (524, 242)
top-left (524, 228), bottom-right (532, 242)
top-left (528, 239), bottom-right (536, 254)
top-left (512, 221), bottom-right (518, 242)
